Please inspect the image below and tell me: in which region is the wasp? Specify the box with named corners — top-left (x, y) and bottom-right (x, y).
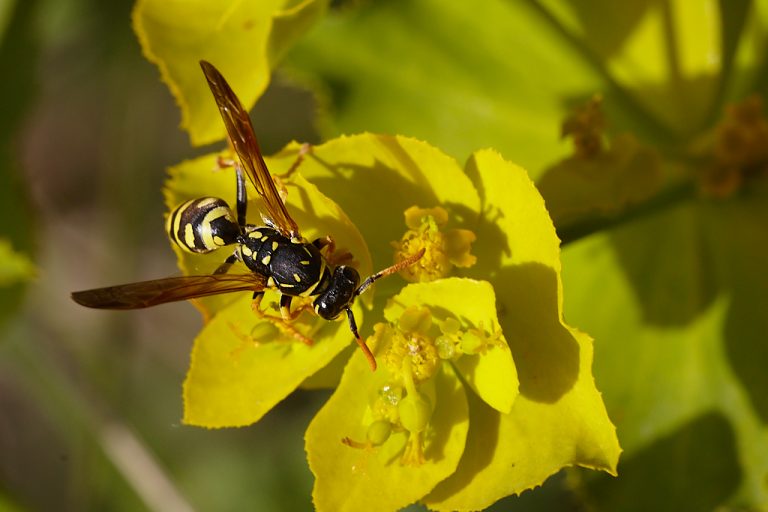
top-left (71, 60), bottom-right (423, 371)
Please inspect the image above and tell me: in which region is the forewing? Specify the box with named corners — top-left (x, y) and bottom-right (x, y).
top-left (71, 274), bottom-right (266, 310)
top-left (200, 60), bottom-right (299, 237)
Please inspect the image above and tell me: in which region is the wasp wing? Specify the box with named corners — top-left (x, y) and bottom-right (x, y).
top-left (200, 60), bottom-right (300, 238)
top-left (71, 273), bottom-right (267, 310)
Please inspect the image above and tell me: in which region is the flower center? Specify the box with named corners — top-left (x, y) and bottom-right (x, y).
top-left (392, 206), bottom-right (476, 283)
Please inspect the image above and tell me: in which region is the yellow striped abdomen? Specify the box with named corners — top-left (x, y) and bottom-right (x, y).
top-left (166, 197), bottom-right (240, 253)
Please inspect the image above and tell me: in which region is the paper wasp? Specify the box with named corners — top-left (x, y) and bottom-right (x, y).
top-left (71, 60), bottom-right (423, 370)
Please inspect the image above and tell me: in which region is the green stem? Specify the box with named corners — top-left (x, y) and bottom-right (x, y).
top-left (557, 181), bottom-right (697, 246)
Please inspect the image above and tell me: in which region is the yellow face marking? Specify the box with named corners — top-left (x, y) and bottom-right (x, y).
top-left (261, 254), bottom-right (271, 265)
top-left (261, 235), bottom-right (268, 242)
top-left (241, 246), bottom-right (253, 257)
top-left (293, 273), bottom-right (301, 283)
top-left (251, 230), bottom-right (262, 238)
top-left (272, 241), bottom-right (279, 251)
top-left (300, 260), bottom-right (310, 265)
top-left (184, 223), bottom-right (195, 249)
top-left (213, 236), bottom-right (225, 246)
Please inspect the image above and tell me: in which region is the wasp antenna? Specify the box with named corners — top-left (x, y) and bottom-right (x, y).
top-left (346, 308), bottom-right (377, 371)
top-left (355, 248), bottom-right (426, 297)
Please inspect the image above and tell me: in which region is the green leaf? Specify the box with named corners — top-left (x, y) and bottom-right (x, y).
top-left (133, 0), bottom-right (327, 145)
top-left (539, 0), bottom-right (722, 136)
top-left (286, 1), bottom-right (606, 175)
top-left (537, 133), bottom-right (663, 227)
top-left (0, 0), bottom-right (37, 327)
top-left (183, 294), bottom-right (362, 427)
top-left (561, 180), bottom-right (768, 509)
top-left (306, 354), bottom-right (469, 512)
top-left (0, 239), bottom-right (34, 286)
top-left (384, 278), bottom-right (518, 414)
top-left (423, 149), bottom-right (620, 510)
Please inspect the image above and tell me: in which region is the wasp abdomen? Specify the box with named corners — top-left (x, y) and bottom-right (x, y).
top-left (167, 197), bottom-right (240, 254)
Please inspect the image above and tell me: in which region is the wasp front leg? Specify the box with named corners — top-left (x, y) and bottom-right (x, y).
top-left (251, 291), bottom-right (313, 345)
top-left (313, 236), bottom-right (353, 266)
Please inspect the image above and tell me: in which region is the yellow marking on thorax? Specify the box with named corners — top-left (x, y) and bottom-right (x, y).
top-left (241, 246), bottom-right (253, 257)
top-left (272, 241), bottom-right (279, 251)
top-left (299, 260), bottom-right (326, 297)
top-left (293, 273), bottom-right (301, 283)
top-left (261, 254), bottom-right (271, 265)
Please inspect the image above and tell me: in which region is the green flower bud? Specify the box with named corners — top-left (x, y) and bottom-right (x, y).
top-left (366, 420), bottom-right (392, 446)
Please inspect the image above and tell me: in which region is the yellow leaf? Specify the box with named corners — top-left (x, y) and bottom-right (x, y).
top-left (133, 0), bottom-right (326, 145)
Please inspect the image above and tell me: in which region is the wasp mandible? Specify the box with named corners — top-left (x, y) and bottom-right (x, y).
top-left (72, 60), bottom-right (424, 371)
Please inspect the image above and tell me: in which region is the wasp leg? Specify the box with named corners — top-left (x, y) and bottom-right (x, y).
top-left (272, 143), bottom-right (312, 202)
top-left (279, 294), bottom-right (310, 322)
top-left (251, 292), bottom-right (313, 345)
top-left (234, 165), bottom-right (247, 228)
top-left (312, 236), bottom-right (354, 266)
top-left (213, 252), bottom-right (239, 275)
top-left (345, 307), bottom-right (377, 371)
top-left (355, 248), bottom-right (426, 297)
top-left (277, 143), bottom-right (312, 179)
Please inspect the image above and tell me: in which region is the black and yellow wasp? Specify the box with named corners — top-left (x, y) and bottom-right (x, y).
top-left (72, 60), bottom-right (423, 370)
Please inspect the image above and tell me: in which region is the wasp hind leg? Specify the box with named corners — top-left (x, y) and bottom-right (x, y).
top-left (250, 292), bottom-right (314, 346)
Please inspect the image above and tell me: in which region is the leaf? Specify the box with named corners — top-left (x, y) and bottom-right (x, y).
top-left (384, 278), bottom-right (518, 414)
top-left (422, 149), bottom-right (620, 510)
top-left (0, 0), bottom-right (37, 327)
top-left (537, 133), bottom-right (663, 227)
top-left (561, 179), bottom-right (768, 509)
top-left (306, 354), bottom-right (469, 512)
top-left (133, 0), bottom-right (326, 145)
top-left (183, 293), bottom-right (362, 427)
top-left (0, 239), bottom-right (34, 286)
top-left (286, 1), bottom-right (606, 176)
top-left (540, 0), bottom-right (723, 135)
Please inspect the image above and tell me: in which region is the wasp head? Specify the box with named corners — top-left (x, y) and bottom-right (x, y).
top-left (313, 266), bottom-right (360, 320)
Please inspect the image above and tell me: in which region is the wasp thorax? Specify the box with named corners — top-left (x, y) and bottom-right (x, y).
top-left (167, 197), bottom-right (240, 254)
top-left (313, 266), bottom-right (360, 320)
